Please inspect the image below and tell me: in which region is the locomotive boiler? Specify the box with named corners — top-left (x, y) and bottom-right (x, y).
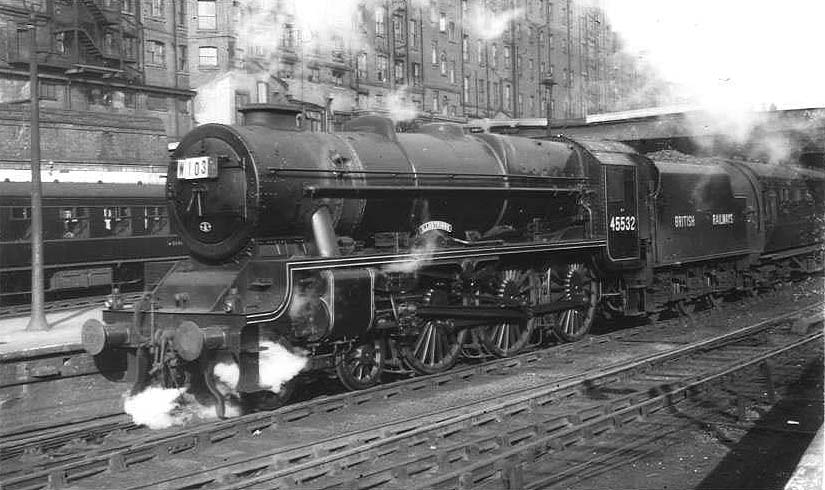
top-left (82, 104), bottom-right (825, 415)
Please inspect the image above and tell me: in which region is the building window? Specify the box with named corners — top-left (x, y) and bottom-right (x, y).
top-left (177, 45), bottom-right (187, 71)
top-left (377, 54), bottom-right (388, 81)
top-left (235, 91), bottom-right (249, 124)
top-left (394, 61), bottom-right (404, 84)
top-left (518, 93), bottom-right (523, 114)
top-left (357, 52), bottom-right (367, 78)
top-left (463, 76), bottom-right (470, 101)
top-left (492, 81), bottom-right (499, 106)
top-left (478, 78), bottom-right (485, 101)
top-left (412, 62), bottom-right (422, 86)
top-left (146, 95), bottom-right (167, 111)
top-left (448, 21), bottom-right (456, 41)
top-left (39, 82), bottom-right (58, 101)
top-left (150, 0), bottom-right (164, 17)
top-left (198, 46), bottom-right (218, 66)
top-left (375, 7), bottom-right (385, 36)
top-left (279, 62), bottom-right (294, 79)
top-left (477, 40), bottom-right (483, 65)
top-left (440, 52), bottom-right (447, 75)
top-left (442, 95), bottom-right (448, 115)
top-left (123, 36), bottom-right (137, 59)
top-left (256, 81), bottom-right (269, 103)
top-left (281, 25), bottom-right (296, 49)
top-left (393, 15), bottom-right (404, 45)
top-left (449, 61), bottom-right (455, 84)
top-left (197, 0), bottom-right (216, 30)
top-left (439, 12), bottom-right (446, 32)
top-left (122, 0), bottom-right (133, 14)
top-left (432, 93), bottom-right (438, 112)
top-left (146, 40), bottom-right (165, 65)
top-left (409, 19), bottom-right (419, 48)
top-left (503, 46), bottom-right (510, 67)
top-left (431, 42), bottom-right (438, 64)
top-left (54, 32), bottom-right (66, 55)
top-left (504, 84), bottom-right (511, 109)
top-left (333, 71), bottom-right (343, 86)
top-left (308, 67), bottom-right (320, 82)
top-left (491, 44), bottom-right (497, 68)
top-left (124, 91), bottom-right (136, 108)
top-left (462, 35), bottom-right (468, 60)
top-left (177, 0), bottom-right (186, 25)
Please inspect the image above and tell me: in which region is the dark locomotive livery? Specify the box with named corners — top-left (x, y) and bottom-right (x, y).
top-left (82, 105), bottom-right (824, 414)
top-left (0, 180), bottom-right (185, 307)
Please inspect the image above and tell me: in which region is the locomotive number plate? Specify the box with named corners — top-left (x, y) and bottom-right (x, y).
top-left (177, 156), bottom-right (217, 180)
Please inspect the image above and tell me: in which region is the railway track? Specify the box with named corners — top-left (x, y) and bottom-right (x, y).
top-left (1, 298), bottom-right (820, 490)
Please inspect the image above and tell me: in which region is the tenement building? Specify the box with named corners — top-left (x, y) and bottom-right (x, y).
top-left (0, 0), bottom-right (194, 141)
top-left (188, 0), bottom-right (649, 127)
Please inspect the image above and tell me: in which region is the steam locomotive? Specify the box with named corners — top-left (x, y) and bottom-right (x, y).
top-left (82, 104), bottom-right (824, 415)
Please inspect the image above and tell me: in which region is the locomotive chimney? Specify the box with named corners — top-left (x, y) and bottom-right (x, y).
top-left (239, 103), bottom-right (305, 131)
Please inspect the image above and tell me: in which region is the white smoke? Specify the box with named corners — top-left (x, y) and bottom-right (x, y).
top-left (123, 384), bottom-right (243, 430)
top-left (384, 88), bottom-right (420, 122)
top-left (258, 341), bottom-right (308, 393)
top-left (382, 230), bottom-right (442, 274)
top-left (467, 6), bottom-right (525, 40)
top-left (123, 386), bottom-right (188, 430)
top-left (602, 0), bottom-right (825, 111)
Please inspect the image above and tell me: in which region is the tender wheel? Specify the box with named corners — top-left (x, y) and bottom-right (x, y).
top-left (335, 337), bottom-right (385, 391)
top-left (553, 263), bottom-right (598, 342)
top-left (479, 269), bottom-right (536, 357)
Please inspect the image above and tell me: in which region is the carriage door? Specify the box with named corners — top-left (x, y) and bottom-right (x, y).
top-left (604, 164), bottom-right (640, 261)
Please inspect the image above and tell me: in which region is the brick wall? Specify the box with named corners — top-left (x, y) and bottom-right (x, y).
top-left (0, 105), bottom-right (167, 168)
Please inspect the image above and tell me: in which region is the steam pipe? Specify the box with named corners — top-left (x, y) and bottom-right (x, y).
top-left (311, 207), bottom-right (339, 257)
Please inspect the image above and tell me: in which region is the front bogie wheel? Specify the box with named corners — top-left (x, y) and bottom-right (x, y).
top-left (335, 337), bottom-right (385, 391)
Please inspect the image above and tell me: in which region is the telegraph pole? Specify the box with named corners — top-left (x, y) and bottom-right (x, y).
top-left (26, 6), bottom-right (49, 331)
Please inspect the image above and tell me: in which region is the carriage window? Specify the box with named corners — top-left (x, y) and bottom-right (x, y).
top-left (781, 187), bottom-right (790, 202)
top-left (792, 187), bottom-right (802, 202)
top-left (4, 207), bottom-right (32, 241)
top-left (145, 206), bottom-right (169, 235)
top-left (58, 207), bottom-right (90, 239)
top-left (12, 207), bottom-right (31, 220)
top-left (113, 207), bottom-right (133, 236)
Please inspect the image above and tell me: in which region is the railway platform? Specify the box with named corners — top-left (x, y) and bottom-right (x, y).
top-left (0, 307), bottom-right (101, 360)
top-left (785, 425), bottom-right (824, 490)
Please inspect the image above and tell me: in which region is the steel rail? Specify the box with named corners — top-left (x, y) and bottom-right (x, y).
top-left (85, 305), bottom-right (821, 490)
top-left (204, 307), bottom-right (822, 489)
top-left (2, 299), bottom-right (818, 490)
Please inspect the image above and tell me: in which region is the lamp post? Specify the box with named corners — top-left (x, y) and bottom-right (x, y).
top-left (24, 1), bottom-right (49, 331)
top-left (541, 76), bottom-right (556, 138)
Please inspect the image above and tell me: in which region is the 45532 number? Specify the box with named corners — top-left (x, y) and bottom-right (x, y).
top-left (609, 215), bottom-right (637, 232)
